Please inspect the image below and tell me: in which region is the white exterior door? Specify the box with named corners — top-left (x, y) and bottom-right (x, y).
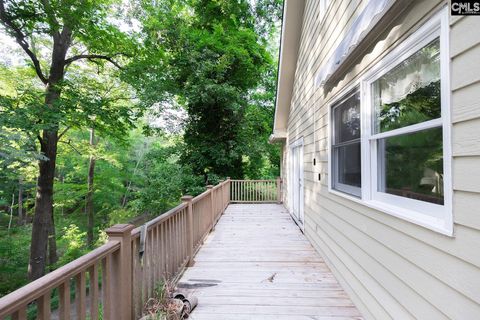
top-left (290, 139), bottom-right (304, 228)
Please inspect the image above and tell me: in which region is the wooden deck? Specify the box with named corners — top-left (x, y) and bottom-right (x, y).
top-left (178, 204), bottom-right (363, 319)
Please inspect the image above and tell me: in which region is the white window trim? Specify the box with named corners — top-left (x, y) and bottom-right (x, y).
top-left (328, 81), bottom-right (361, 193)
top-left (327, 7), bottom-right (453, 236)
top-left (329, 88), bottom-right (361, 198)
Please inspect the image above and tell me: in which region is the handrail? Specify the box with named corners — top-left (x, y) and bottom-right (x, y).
top-left (0, 178), bottom-right (284, 319)
top-left (0, 240), bottom-right (120, 317)
top-left (145, 202), bottom-right (188, 229)
top-left (131, 202), bottom-right (189, 239)
top-left (191, 188), bottom-right (211, 204)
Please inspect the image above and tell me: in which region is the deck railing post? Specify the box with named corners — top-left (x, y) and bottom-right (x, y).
top-left (276, 177), bottom-right (282, 204)
top-left (219, 180), bottom-right (225, 215)
top-left (181, 195), bottom-right (194, 267)
top-left (105, 224), bottom-right (135, 320)
top-left (226, 177), bottom-right (231, 204)
top-left (206, 185), bottom-right (215, 231)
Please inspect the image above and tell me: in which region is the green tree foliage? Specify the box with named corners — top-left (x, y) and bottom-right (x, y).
top-left (0, 0), bottom-right (282, 296)
top-left (0, 0), bottom-right (143, 279)
top-left (131, 0), bottom-right (276, 180)
top-left (129, 139), bottom-right (205, 214)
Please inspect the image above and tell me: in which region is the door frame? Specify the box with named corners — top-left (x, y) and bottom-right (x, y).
top-left (289, 137), bottom-right (305, 231)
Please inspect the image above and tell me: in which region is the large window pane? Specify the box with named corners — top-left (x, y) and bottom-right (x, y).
top-left (334, 142), bottom-right (361, 194)
top-left (377, 127), bottom-right (443, 205)
top-left (334, 92), bottom-right (361, 143)
top-left (373, 39), bottom-right (441, 134)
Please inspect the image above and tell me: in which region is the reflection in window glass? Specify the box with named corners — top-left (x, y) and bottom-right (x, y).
top-left (332, 91), bottom-right (361, 197)
top-left (334, 143), bottom-right (361, 188)
top-left (373, 39), bottom-right (441, 134)
top-left (377, 127), bottom-right (444, 205)
top-left (334, 92), bottom-right (361, 143)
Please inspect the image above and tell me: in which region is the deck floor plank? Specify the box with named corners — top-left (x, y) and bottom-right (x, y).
top-left (178, 204), bottom-right (362, 319)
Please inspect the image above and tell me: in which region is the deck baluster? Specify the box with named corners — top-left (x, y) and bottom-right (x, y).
top-left (75, 272), bottom-right (86, 320)
top-left (11, 307), bottom-right (26, 320)
top-left (89, 264), bottom-right (99, 320)
top-left (37, 292), bottom-right (51, 320)
top-left (58, 280), bottom-right (70, 320)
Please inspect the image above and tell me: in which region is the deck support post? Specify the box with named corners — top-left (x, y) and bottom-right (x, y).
top-left (182, 195), bottom-right (195, 267)
top-left (105, 224), bottom-right (134, 320)
top-left (276, 177), bottom-right (282, 204)
top-left (207, 185), bottom-right (215, 231)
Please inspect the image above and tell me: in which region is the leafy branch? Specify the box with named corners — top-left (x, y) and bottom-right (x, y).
top-left (0, 0), bottom-right (48, 84)
top-left (64, 54), bottom-right (126, 70)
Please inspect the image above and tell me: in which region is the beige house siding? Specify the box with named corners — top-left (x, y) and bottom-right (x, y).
top-left (281, 0), bottom-right (480, 319)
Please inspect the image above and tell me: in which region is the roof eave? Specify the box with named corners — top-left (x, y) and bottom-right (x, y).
top-left (272, 0), bottom-right (306, 136)
top-left (268, 129), bottom-right (287, 144)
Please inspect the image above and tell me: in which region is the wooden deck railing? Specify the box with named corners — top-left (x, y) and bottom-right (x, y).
top-left (230, 178), bottom-right (281, 203)
top-left (0, 178), bottom-right (280, 319)
top-left (129, 181), bottom-right (229, 317)
top-left (0, 224), bottom-right (133, 320)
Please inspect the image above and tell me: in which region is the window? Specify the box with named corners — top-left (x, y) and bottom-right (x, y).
top-left (328, 8), bottom-right (452, 235)
top-left (331, 90), bottom-right (361, 197)
top-left (371, 38), bottom-right (444, 206)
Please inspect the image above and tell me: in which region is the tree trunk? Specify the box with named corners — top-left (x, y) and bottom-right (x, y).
top-left (60, 175), bottom-right (65, 216)
top-left (122, 142), bottom-right (148, 208)
top-left (25, 192), bottom-right (31, 223)
top-left (8, 193), bottom-right (14, 232)
top-left (48, 210), bottom-right (58, 269)
top-left (28, 27), bottom-right (72, 280)
top-left (18, 177), bottom-right (24, 225)
top-left (86, 127), bottom-right (96, 247)
top-left (29, 129), bottom-right (58, 280)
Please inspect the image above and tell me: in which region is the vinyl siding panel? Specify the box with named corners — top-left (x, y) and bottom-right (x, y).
top-left (453, 157), bottom-right (480, 193)
top-left (452, 118), bottom-right (480, 156)
top-left (451, 44), bottom-right (480, 91)
top-left (452, 82), bottom-right (480, 123)
top-left (450, 16), bottom-right (480, 58)
top-left (454, 191), bottom-right (480, 231)
top-left (281, 0), bottom-right (480, 319)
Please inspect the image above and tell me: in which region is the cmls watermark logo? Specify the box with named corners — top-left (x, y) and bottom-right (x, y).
top-left (451, 0), bottom-right (480, 15)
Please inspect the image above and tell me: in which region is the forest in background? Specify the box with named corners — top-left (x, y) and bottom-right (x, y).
top-left (0, 0), bottom-right (282, 297)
